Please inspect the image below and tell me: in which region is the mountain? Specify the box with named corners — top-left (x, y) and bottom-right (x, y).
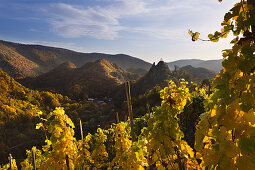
top-left (168, 59), bottom-right (203, 71)
top-left (113, 60), bottom-right (216, 106)
top-left (112, 61), bottom-right (176, 104)
top-left (0, 40), bottom-right (151, 79)
top-left (18, 59), bottom-right (140, 99)
top-left (131, 61), bottom-right (174, 96)
top-left (131, 61), bottom-right (211, 96)
top-left (168, 59), bottom-right (222, 73)
top-left (193, 60), bottom-right (222, 73)
top-left (18, 61), bottom-right (77, 93)
top-left (180, 65), bottom-right (216, 80)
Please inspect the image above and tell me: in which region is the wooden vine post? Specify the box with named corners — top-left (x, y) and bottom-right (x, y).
top-left (116, 112), bottom-right (120, 124)
top-left (9, 154), bottom-right (12, 170)
top-left (79, 119), bottom-right (84, 140)
top-left (125, 81), bottom-right (135, 141)
top-left (66, 154), bottom-right (70, 170)
top-left (32, 149), bottom-right (36, 170)
top-left (146, 103), bottom-right (151, 117)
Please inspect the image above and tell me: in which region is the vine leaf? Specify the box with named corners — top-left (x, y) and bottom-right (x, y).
top-left (188, 30), bottom-right (200, 41)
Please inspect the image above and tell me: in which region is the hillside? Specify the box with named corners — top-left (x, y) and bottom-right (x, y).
top-left (0, 43), bottom-right (40, 78)
top-left (0, 68), bottom-right (122, 165)
top-left (18, 61), bottom-right (77, 94)
top-left (168, 59), bottom-right (222, 73)
top-left (0, 68), bottom-right (68, 164)
top-left (0, 40), bottom-right (151, 78)
top-left (127, 67), bottom-right (148, 76)
top-left (18, 59), bottom-right (140, 99)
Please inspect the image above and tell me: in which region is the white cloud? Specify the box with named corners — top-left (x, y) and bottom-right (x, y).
top-left (110, 0), bottom-right (149, 16)
top-left (44, 3), bottom-right (121, 39)
top-left (41, 0), bottom-right (238, 40)
top-left (42, 1), bottom-right (150, 40)
top-left (126, 27), bottom-right (187, 40)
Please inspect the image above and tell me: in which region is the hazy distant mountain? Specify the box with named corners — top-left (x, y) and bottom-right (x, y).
top-left (0, 40), bottom-right (151, 79)
top-left (181, 65), bottom-right (216, 80)
top-left (19, 59), bottom-right (140, 99)
top-left (193, 60), bottom-right (222, 73)
top-left (168, 59), bottom-right (222, 73)
top-left (168, 59), bottom-right (203, 70)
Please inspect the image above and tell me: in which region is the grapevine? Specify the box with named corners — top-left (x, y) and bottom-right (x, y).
top-left (191, 0), bottom-right (255, 169)
top-left (144, 80), bottom-right (199, 169)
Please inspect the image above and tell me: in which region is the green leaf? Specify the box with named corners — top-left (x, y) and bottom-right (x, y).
top-left (239, 137), bottom-right (255, 153)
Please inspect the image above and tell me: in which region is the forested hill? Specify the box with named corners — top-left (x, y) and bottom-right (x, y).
top-left (0, 68), bottom-right (120, 165)
top-left (112, 61), bottom-right (191, 104)
top-left (0, 40), bottom-right (151, 79)
top-left (131, 61), bottom-right (174, 96)
top-left (130, 61), bottom-right (212, 97)
top-left (0, 68), bottom-right (67, 164)
top-left (18, 59), bottom-right (140, 99)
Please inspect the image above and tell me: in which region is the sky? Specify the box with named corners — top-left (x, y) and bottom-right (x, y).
top-left (0, 0), bottom-right (238, 63)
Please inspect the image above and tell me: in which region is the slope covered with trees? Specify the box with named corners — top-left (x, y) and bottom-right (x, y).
top-left (0, 40), bottom-right (151, 79)
top-left (0, 68), bottom-right (67, 164)
top-left (18, 59), bottom-right (140, 99)
top-left (0, 68), bottom-right (119, 165)
top-left (0, 44), bottom-right (39, 79)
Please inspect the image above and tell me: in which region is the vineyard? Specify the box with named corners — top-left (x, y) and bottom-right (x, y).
top-left (1, 0), bottom-right (255, 169)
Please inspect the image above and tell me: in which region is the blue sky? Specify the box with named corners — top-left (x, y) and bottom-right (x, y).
top-left (0, 0), bottom-right (237, 63)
